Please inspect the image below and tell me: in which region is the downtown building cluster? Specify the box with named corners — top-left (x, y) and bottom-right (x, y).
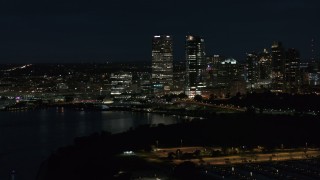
top-left (152, 35), bottom-right (320, 98)
top-left (245, 41), bottom-right (319, 94)
top-left (1, 37), bottom-right (320, 104)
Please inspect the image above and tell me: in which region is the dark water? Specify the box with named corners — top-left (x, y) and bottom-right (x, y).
top-left (0, 108), bottom-right (180, 180)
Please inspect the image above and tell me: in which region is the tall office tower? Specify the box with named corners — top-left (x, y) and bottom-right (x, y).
top-left (172, 62), bottom-right (186, 94)
top-left (206, 55), bottom-right (224, 87)
top-left (185, 35), bottom-right (206, 98)
top-left (151, 35), bottom-right (173, 95)
top-left (308, 38), bottom-right (320, 86)
top-left (206, 55), bottom-right (225, 88)
top-left (311, 38), bottom-right (316, 63)
top-left (216, 58), bottom-right (243, 96)
top-left (217, 58), bottom-right (238, 87)
top-left (137, 71), bottom-right (152, 95)
top-left (206, 55), bottom-right (224, 66)
top-left (271, 41), bottom-right (286, 92)
top-left (285, 48), bottom-right (300, 93)
top-left (258, 49), bottom-right (272, 80)
top-left (246, 52), bottom-right (259, 91)
top-left (310, 38), bottom-right (318, 73)
top-left (110, 71), bottom-right (132, 99)
top-left (250, 49), bottom-right (273, 90)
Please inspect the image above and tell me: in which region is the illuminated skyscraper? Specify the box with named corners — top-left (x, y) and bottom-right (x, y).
top-left (185, 35), bottom-right (206, 98)
top-left (205, 55), bottom-right (224, 87)
top-left (246, 49), bottom-right (272, 91)
top-left (308, 38), bottom-right (320, 86)
top-left (258, 49), bottom-right (272, 81)
top-left (310, 38), bottom-right (319, 73)
top-left (311, 38), bottom-right (316, 63)
top-left (110, 71), bottom-right (132, 99)
top-left (151, 35), bottom-right (173, 94)
top-left (246, 52), bottom-right (259, 90)
top-left (217, 58), bottom-right (244, 97)
top-left (271, 41), bottom-right (285, 92)
top-left (285, 48), bottom-right (300, 93)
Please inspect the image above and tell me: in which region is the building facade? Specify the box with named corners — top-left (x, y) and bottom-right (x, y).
top-left (151, 35), bottom-right (173, 95)
top-left (271, 41), bottom-right (286, 92)
top-left (285, 48), bottom-right (300, 93)
top-left (246, 52), bottom-right (259, 91)
top-left (110, 71), bottom-right (132, 99)
top-left (185, 35), bottom-right (206, 98)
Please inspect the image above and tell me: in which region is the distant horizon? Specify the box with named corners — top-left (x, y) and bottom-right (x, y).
top-left (0, 47), bottom-right (317, 65)
top-left (0, 37), bottom-right (319, 64)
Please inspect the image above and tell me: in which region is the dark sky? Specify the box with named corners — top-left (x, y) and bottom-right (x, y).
top-left (0, 0), bottom-right (319, 63)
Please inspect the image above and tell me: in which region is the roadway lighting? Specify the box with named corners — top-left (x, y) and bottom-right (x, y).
top-left (123, 151), bottom-right (134, 155)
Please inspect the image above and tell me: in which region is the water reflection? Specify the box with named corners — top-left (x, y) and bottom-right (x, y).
top-left (0, 109), bottom-right (181, 180)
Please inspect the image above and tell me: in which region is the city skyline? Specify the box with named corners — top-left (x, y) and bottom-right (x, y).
top-left (0, 0), bottom-right (320, 63)
top-left (2, 1), bottom-right (320, 179)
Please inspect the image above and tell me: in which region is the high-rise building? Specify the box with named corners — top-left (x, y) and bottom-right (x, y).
top-left (245, 49), bottom-right (272, 91)
top-left (110, 71), bottom-right (132, 99)
top-left (271, 41), bottom-right (285, 92)
top-left (285, 48), bottom-right (300, 93)
top-left (246, 52), bottom-right (259, 91)
top-left (258, 49), bottom-right (272, 81)
top-left (185, 35), bottom-right (206, 98)
top-left (137, 71), bottom-right (152, 95)
top-left (151, 35), bottom-right (173, 95)
top-left (172, 62), bottom-right (186, 94)
top-left (311, 38), bottom-right (316, 64)
top-left (306, 38), bottom-right (320, 87)
top-left (200, 55), bottom-right (220, 98)
top-left (206, 55), bottom-right (224, 87)
top-left (218, 58), bottom-right (240, 85)
top-left (214, 58), bottom-right (245, 98)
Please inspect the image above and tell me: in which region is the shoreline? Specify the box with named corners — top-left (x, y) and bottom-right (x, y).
top-left (0, 102), bottom-right (216, 120)
top-left (35, 111), bottom-right (320, 179)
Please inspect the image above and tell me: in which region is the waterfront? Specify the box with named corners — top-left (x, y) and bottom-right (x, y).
top-left (0, 108), bottom-right (180, 180)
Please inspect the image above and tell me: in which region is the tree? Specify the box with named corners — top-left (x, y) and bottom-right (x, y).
top-left (167, 152), bottom-right (175, 160)
top-left (235, 92), bottom-right (241, 98)
top-left (97, 95), bottom-right (106, 101)
top-left (64, 95), bottom-right (74, 102)
top-left (178, 93), bottom-right (188, 99)
top-left (193, 149), bottom-right (201, 157)
top-left (194, 95), bottom-right (203, 102)
top-left (209, 94), bottom-right (215, 102)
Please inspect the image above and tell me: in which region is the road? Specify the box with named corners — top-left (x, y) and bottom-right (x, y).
top-left (144, 146), bottom-right (320, 166)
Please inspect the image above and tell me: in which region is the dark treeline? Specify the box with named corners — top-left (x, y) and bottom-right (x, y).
top-left (214, 92), bottom-right (320, 112)
top-left (38, 113), bottom-right (320, 180)
top-left (114, 113), bottom-right (320, 148)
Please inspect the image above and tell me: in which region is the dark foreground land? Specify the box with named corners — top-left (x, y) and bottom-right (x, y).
top-left (37, 113), bottom-right (320, 180)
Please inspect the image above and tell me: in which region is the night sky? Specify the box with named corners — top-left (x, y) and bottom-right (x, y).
top-left (0, 0), bottom-right (319, 63)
